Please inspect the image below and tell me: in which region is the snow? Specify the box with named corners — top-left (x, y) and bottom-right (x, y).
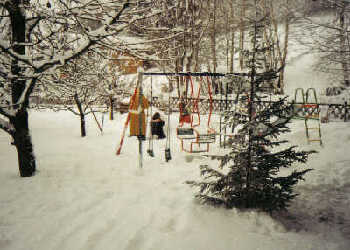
top-left (1, 104), bottom-right (350, 250)
top-left (1, 25), bottom-right (350, 250)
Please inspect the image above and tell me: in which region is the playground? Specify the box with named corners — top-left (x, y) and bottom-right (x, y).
top-left (2, 51), bottom-right (350, 249)
top-left (1, 107), bottom-right (350, 250)
top-left (1, 1), bottom-right (350, 249)
top-left (1, 24), bottom-right (350, 250)
top-left (112, 70), bottom-right (350, 169)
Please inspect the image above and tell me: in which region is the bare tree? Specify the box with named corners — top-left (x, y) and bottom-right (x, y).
top-left (229, 0), bottom-right (237, 72)
top-left (264, 0), bottom-right (292, 93)
top-left (42, 53), bottom-right (105, 137)
top-left (231, 0), bottom-right (294, 93)
top-left (0, 0), bottom-right (167, 177)
top-left (298, 0), bottom-right (350, 87)
top-left (239, 0), bottom-right (247, 70)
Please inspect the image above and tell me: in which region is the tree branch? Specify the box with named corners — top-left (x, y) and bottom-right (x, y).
top-left (0, 116), bottom-right (15, 135)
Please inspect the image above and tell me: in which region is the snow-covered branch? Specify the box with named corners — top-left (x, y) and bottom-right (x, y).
top-left (0, 116), bottom-right (14, 135)
top-left (0, 0), bottom-right (141, 121)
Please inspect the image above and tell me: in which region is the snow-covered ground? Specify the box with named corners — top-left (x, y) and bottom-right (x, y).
top-left (0, 104), bottom-right (350, 250)
top-left (1, 38), bottom-right (350, 249)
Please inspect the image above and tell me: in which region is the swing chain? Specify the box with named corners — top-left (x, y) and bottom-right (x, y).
top-left (147, 75), bottom-right (154, 157)
top-left (165, 79), bottom-right (172, 162)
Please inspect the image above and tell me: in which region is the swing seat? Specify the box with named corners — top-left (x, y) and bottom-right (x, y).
top-left (196, 133), bottom-right (216, 143)
top-left (178, 128), bottom-right (216, 153)
top-left (187, 132), bottom-right (216, 154)
top-left (189, 150), bottom-right (208, 153)
top-left (177, 127), bottom-right (194, 135)
top-left (177, 127), bottom-right (196, 139)
top-left (303, 104), bottom-right (318, 108)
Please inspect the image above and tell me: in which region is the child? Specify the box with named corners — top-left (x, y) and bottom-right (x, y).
top-left (129, 87), bottom-right (149, 140)
top-left (151, 112), bottom-right (166, 139)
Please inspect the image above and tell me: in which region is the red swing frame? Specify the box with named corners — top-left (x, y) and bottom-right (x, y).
top-left (177, 75), bottom-right (216, 153)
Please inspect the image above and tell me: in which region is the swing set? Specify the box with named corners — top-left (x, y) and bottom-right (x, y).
top-left (115, 71), bottom-right (258, 166)
top-left (176, 75), bottom-right (216, 153)
top-left (144, 72), bottom-right (220, 154)
top-left (147, 75), bottom-right (172, 161)
top-left (116, 72), bottom-right (172, 164)
top-left (89, 106), bottom-right (106, 134)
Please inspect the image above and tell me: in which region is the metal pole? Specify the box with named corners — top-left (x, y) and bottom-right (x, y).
top-left (219, 79), bottom-right (222, 147)
top-left (224, 81), bottom-right (228, 149)
top-left (138, 71), bottom-right (144, 169)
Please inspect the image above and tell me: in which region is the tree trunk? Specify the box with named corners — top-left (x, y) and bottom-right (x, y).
top-left (175, 56), bottom-right (181, 98)
top-left (246, 0), bottom-right (259, 207)
top-left (225, 6), bottom-right (230, 72)
top-left (279, 0), bottom-right (290, 94)
top-left (74, 93), bottom-right (86, 137)
top-left (211, 0), bottom-right (217, 73)
top-left (11, 110), bottom-right (36, 177)
top-left (109, 96), bottom-right (114, 120)
top-left (230, 1), bottom-right (235, 72)
top-left (8, 1), bottom-right (36, 177)
top-left (239, 0), bottom-right (246, 70)
top-left (339, 2), bottom-right (350, 86)
top-left (193, 46), bottom-right (200, 72)
top-left (270, 0), bottom-right (289, 94)
top-left (80, 113), bottom-right (86, 137)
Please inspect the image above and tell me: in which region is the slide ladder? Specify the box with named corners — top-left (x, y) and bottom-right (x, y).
top-left (294, 88), bottom-right (322, 145)
top-left (304, 88), bottom-right (322, 145)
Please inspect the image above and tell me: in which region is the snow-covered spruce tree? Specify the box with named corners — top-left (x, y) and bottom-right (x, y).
top-left (187, 0), bottom-right (316, 213)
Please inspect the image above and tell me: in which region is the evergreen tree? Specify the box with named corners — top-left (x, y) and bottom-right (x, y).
top-left (187, 0), bottom-right (316, 213)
